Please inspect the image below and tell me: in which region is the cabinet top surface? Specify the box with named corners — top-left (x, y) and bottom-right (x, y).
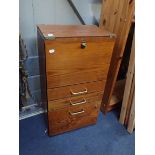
top-left (37, 25), bottom-right (114, 39)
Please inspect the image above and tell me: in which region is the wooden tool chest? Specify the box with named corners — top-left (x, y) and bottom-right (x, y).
top-left (37, 25), bottom-right (115, 136)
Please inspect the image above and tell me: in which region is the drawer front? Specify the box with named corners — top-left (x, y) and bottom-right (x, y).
top-left (47, 80), bottom-right (105, 101)
top-left (48, 92), bottom-right (102, 111)
top-left (48, 101), bottom-right (100, 136)
top-left (45, 38), bottom-right (114, 77)
top-left (46, 65), bottom-right (109, 89)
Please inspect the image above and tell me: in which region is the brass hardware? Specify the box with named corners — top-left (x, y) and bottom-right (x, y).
top-left (70, 88), bottom-right (87, 95)
top-left (81, 42), bottom-right (87, 49)
top-left (70, 98), bottom-right (87, 106)
top-left (45, 33), bottom-right (56, 40)
top-left (69, 109), bottom-right (85, 115)
top-left (49, 49), bottom-right (55, 54)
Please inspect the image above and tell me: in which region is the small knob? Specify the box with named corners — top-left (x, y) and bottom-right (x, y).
top-left (81, 42), bottom-right (87, 49)
top-left (49, 49), bottom-right (55, 54)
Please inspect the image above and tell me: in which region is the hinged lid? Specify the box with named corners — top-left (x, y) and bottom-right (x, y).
top-left (37, 25), bottom-right (115, 40)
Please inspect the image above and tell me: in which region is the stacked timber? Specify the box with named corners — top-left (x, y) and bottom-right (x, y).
top-left (119, 32), bottom-right (135, 134)
top-left (99, 0), bottom-right (135, 114)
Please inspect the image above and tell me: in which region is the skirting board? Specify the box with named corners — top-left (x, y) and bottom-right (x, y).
top-left (19, 108), bottom-right (46, 120)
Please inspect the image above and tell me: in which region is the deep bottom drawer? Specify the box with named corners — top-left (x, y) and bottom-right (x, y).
top-left (48, 102), bottom-right (100, 136)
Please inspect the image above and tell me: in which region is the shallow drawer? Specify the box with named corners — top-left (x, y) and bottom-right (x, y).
top-left (48, 100), bottom-right (100, 136)
top-left (46, 66), bottom-right (109, 89)
top-left (48, 92), bottom-right (103, 111)
top-left (47, 80), bottom-right (105, 101)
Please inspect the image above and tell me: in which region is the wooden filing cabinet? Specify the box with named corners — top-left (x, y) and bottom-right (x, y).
top-left (37, 25), bottom-right (115, 136)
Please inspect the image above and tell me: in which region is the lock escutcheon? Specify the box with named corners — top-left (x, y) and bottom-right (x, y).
top-left (81, 42), bottom-right (87, 49)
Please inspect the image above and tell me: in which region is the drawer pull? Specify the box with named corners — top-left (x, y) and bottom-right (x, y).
top-left (70, 98), bottom-right (86, 106)
top-left (69, 109), bottom-right (85, 115)
top-left (70, 88), bottom-right (87, 95)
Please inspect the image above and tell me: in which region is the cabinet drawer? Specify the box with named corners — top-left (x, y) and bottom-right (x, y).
top-left (46, 66), bottom-right (109, 89)
top-left (48, 101), bottom-right (100, 136)
top-left (48, 92), bottom-right (102, 111)
top-left (47, 80), bottom-right (105, 101)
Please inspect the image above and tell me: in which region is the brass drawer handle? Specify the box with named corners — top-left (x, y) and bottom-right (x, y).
top-left (70, 88), bottom-right (87, 95)
top-left (69, 109), bottom-right (85, 116)
top-left (70, 98), bottom-right (86, 106)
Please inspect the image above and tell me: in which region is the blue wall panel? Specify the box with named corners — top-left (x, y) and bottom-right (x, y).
top-left (28, 75), bottom-right (41, 92)
top-left (19, 0), bottom-right (81, 105)
top-left (25, 57), bottom-right (40, 76)
top-left (19, 0), bottom-right (37, 57)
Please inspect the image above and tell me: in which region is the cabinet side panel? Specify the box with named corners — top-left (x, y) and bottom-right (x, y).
top-left (37, 29), bottom-right (47, 110)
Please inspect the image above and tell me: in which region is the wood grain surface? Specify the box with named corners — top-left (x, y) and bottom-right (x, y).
top-left (45, 38), bottom-right (114, 76)
top-left (119, 32), bottom-right (135, 124)
top-left (37, 25), bottom-right (114, 38)
top-left (100, 0), bottom-right (135, 114)
top-left (48, 92), bottom-right (102, 111)
top-left (48, 100), bottom-right (100, 136)
top-left (47, 80), bottom-right (105, 101)
top-left (46, 67), bottom-right (110, 89)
